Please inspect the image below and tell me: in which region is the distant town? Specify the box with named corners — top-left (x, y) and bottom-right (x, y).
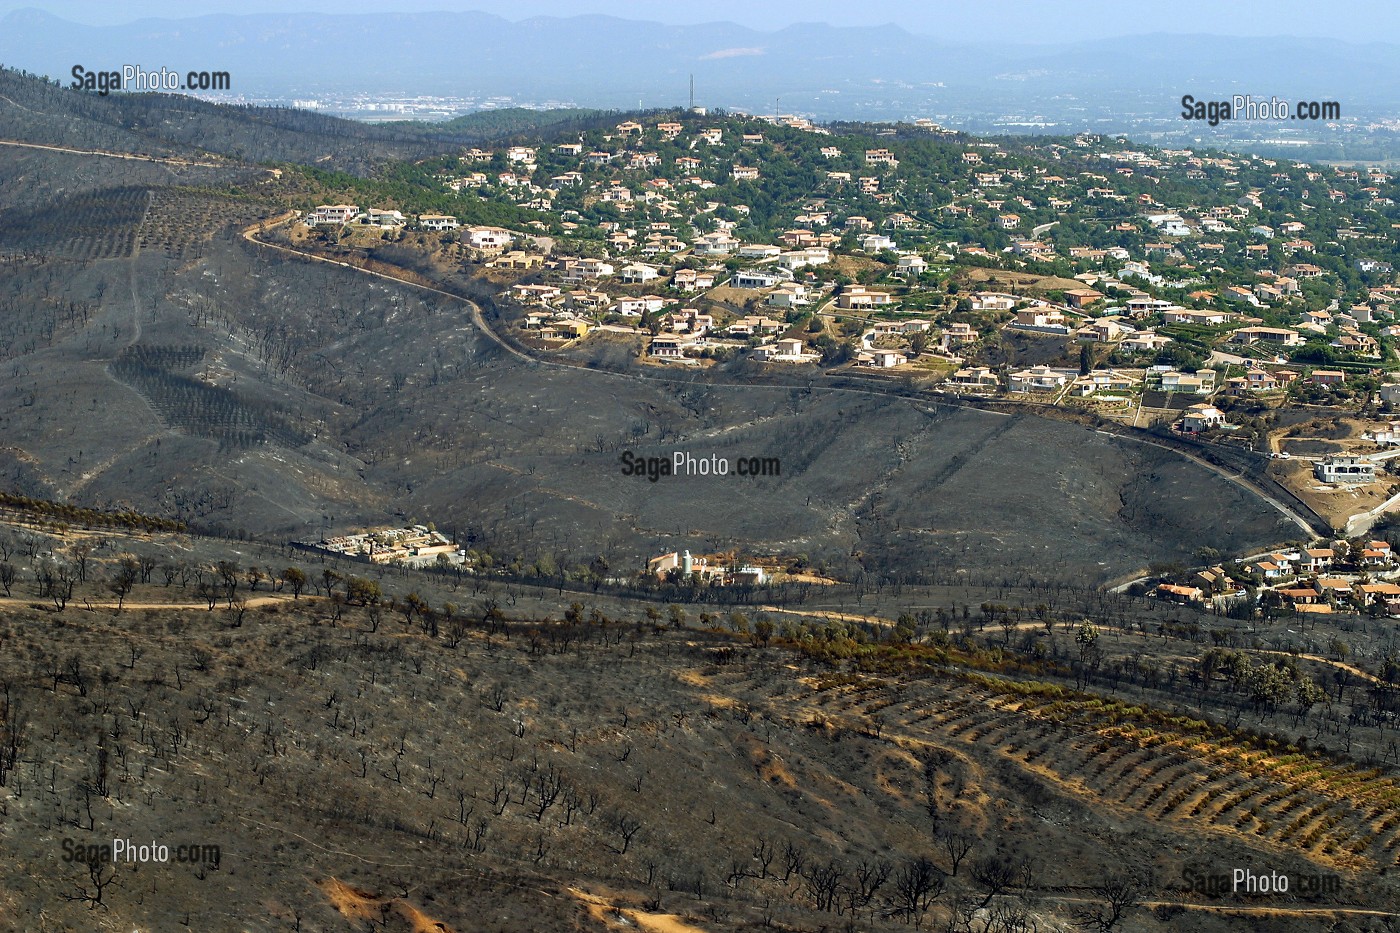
top-left (285, 109), bottom-right (1400, 542)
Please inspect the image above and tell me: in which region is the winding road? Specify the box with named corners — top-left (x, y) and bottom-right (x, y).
top-left (0, 137), bottom-right (229, 168)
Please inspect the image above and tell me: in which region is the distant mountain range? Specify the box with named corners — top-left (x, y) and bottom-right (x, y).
top-left (3, 8), bottom-right (1399, 126)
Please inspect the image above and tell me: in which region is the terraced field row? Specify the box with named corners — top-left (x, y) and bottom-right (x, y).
top-left (0, 185), bottom-right (148, 259)
top-left (139, 189), bottom-right (270, 259)
top-left (110, 348), bottom-right (313, 449)
top-left (805, 675), bottom-right (1400, 871)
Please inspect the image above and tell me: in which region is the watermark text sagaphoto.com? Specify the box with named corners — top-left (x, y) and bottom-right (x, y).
top-left (1181, 865), bottom-right (1340, 897)
top-left (62, 837), bottom-right (221, 867)
top-left (619, 450), bottom-right (781, 483)
top-left (1181, 94), bottom-right (1341, 126)
top-left (71, 65), bottom-right (231, 96)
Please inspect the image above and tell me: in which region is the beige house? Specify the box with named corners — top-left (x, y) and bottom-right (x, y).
top-left (1181, 404), bottom-right (1227, 432)
top-left (1158, 369), bottom-right (1216, 394)
top-left (837, 286), bottom-right (894, 310)
top-left (1009, 366), bottom-right (1072, 393)
top-left (727, 316), bottom-right (783, 337)
top-left (947, 366), bottom-right (999, 390)
top-left (492, 251), bottom-right (543, 269)
top-left (1014, 308), bottom-right (1067, 330)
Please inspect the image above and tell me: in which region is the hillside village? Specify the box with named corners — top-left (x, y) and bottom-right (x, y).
top-left (1155, 534), bottom-right (1400, 618)
top-left (290, 110), bottom-right (1400, 523)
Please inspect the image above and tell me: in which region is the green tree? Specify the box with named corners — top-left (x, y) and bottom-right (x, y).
top-left (754, 617), bottom-right (775, 646)
top-left (345, 576), bottom-right (382, 606)
top-left (1075, 621), bottom-right (1101, 685)
top-left (281, 567), bottom-right (307, 599)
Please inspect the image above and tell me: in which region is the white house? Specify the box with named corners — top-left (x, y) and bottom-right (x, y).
top-left (362, 208), bottom-right (406, 228)
top-left (1146, 213), bottom-right (1191, 236)
top-left (306, 204), bottom-right (358, 225)
top-left (562, 258), bottom-right (615, 281)
top-left (733, 270), bottom-right (780, 289)
top-left (969, 293), bottom-right (1017, 311)
top-left (418, 214), bottom-right (459, 231)
top-left (859, 233), bottom-right (897, 252)
top-left (767, 283), bottom-right (810, 308)
top-left (466, 227), bottom-right (514, 250)
top-left (896, 254), bottom-right (928, 277)
top-left (694, 233), bottom-right (740, 255)
top-left (1315, 457), bottom-right (1376, 484)
top-left (1162, 308), bottom-right (1231, 326)
top-left (1125, 297), bottom-right (1175, 316)
top-left (777, 248), bottom-right (830, 270)
top-left (863, 350), bottom-right (908, 368)
top-left (753, 338), bottom-right (817, 362)
top-left (619, 263), bottom-right (661, 284)
top-left (649, 335), bottom-right (693, 358)
top-left (671, 269), bottom-right (715, 292)
top-left (615, 296), bottom-right (666, 317)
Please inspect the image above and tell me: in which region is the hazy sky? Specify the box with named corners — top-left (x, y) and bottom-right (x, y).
top-left (4, 0), bottom-right (1396, 44)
